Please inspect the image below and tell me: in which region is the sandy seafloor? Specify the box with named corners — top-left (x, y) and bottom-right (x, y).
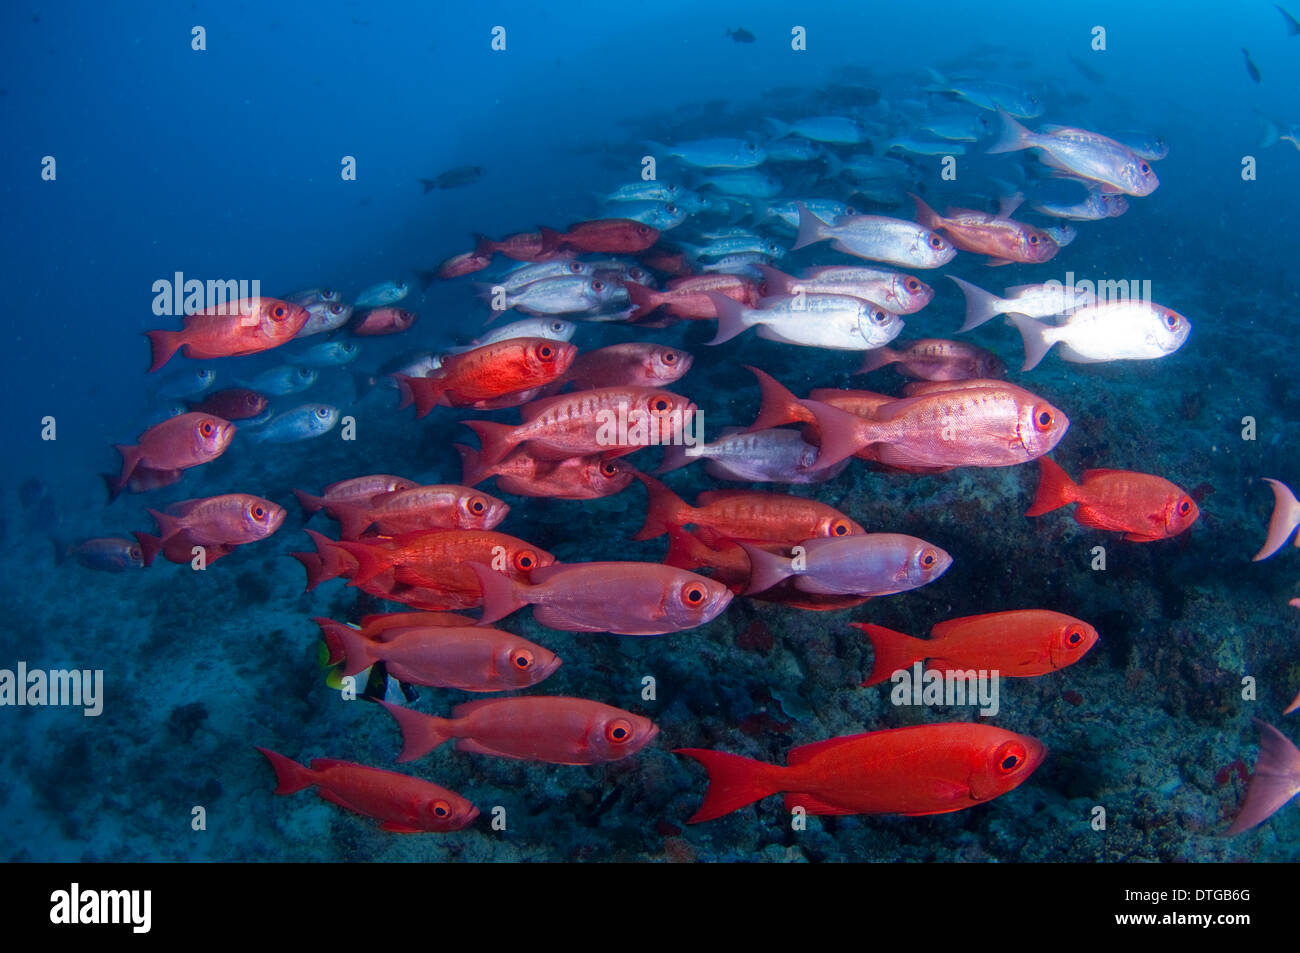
top-left (2, 242), bottom-right (1298, 864)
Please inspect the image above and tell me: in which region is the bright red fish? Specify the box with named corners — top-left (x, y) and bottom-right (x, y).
top-left (541, 218), bottom-right (659, 254)
top-left (352, 307), bottom-right (417, 335)
top-left (855, 610), bottom-right (1099, 686)
top-left (677, 723), bottom-right (1046, 822)
top-left (376, 696), bottom-right (659, 764)
top-left (396, 338), bottom-right (577, 418)
top-left (109, 413), bottom-right (234, 501)
top-left (1026, 457), bottom-right (1199, 541)
top-left (145, 297), bottom-right (309, 371)
top-left (256, 747), bottom-right (478, 833)
top-left (456, 444), bottom-right (636, 500)
top-left (322, 484), bottom-right (509, 539)
top-left (136, 493), bottom-right (285, 566)
top-left (911, 194), bottom-right (1058, 266)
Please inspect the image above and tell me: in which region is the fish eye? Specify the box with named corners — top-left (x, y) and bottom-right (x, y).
top-left (872, 309), bottom-right (888, 324)
top-left (661, 350), bottom-right (678, 364)
top-left (928, 235), bottom-right (944, 249)
top-left (568, 261), bottom-right (584, 274)
top-left (316, 407), bottom-right (330, 418)
top-left (606, 719), bottom-right (634, 744)
top-left (538, 344), bottom-right (555, 360)
top-left (510, 649), bottom-right (534, 670)
top-left (845, 206), bottom-right (857, 216)
top-left (343, 342), bottom-right (356, 352)
top-left (550, 321), bottom-right (566, 332)
top-left (514, 550), bottom-right (537, 571)
top-left (1178, 499), bottom-right (1192, 515)
top-left (1162, 312), bottom-right (1179, 330)
top-left (906, 278), bottom-right (920, 292)
top-left (1066, 628), bottom-right (1083, 646)
top-left (591, 279), bottom-right (605, 292)
top-left (637, 224), bottom-right (652, 234)
top-left (683, 582), bottom-right (708, 605)
top-left (299, 368), bottom-right (313, 378)
top-left (628, 267), bottom-right (646, 280)
top-left (831, 519), bottom-right (851, 536)
top-left (130, 547), bottom-right (142, 560)
top-left (469, 497), bottom-right (487, 514)
top-left (745, 142), bottom-right (757, 152)
top-left (321, 289), bottom-right (337, 300)
top-left (600, 461), bottom-right (620, 477)
top-left (1034, 409), bottom-right (1054, 431)
top-left (396, 282), bottom-right (408, 293)
top-left (995, 742), bottom-right (1028, 774)
top-left (651, 397), bottom-right (672, 414)
top-left (1140, 162), bottom-right (1151, 174)
top-left (271, 304), bottom-right (288, 319)
top-left (1029, 234), bottom-right (1039, 245)
top-left (329, 303), bottom-right (345, 314)
top-left (920, 550), bottom-right (937, 568)
top-left (252, 505), bottom-right (266, 519)
top-left (431, 799), bottom-right (451, 818)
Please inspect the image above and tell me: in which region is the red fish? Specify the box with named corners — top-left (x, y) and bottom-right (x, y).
top-left (101, 465), bottom-right (184, 499)
top-left (396, 338), bottom-right (577, 419)
top-left (911, 194), bottom-right (1058, 266)
top-left (292, 474), bottom-right (418, 518)
top-left (561, 343), bottom-right (693, 390)
top-left (314, 618), bottom-right (560, 692)
top-left (856, 610), bottom-right (1099, 686)
top-left (136, 493), bottom-right (285, 566)
top-left (435, 250), bottom-right (493, 280)
top-left (464, 386), bottom-right (697, 467)
top-left (473, 560), bottom-right (733, 635)
top-left (352, 307), bottom-right (417, 335)
top-left (185, 387), bottom-right (269, 420)
top-left (540, 218), bottom-right (659, 254)
top-left (109, 413), bottom-right (234, 501)
top-left (256, 747), bottom-right (478, 833)
top-left (321, 484), bottom-right (509, 539)
top-left (1227, 721), bottom-right (1300, 834)
top-left (1025, 457), bottom-right (1199, 541)
top-left (145, 297), bottom-right (309, 371)
top-left (316, 610), bottom-right (477, 664)
top-left (856, 338), bottom-right (1006, 381)
top-left (624, 274), bottom-right (758, 320)
top-left (634, 472), bottom-right (865, 544)
top-left (455, 444), bottom-right (636, 499)
top-left (677, 723), bottom-right (1046, 822)
top-left (474, 231), bottom-right (565, 263)
top-left (376, 696), bottom-right (659, 764)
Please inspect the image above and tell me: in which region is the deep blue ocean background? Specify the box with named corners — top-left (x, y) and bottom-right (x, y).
top-left (1, 0), bottom-right (1298, 861)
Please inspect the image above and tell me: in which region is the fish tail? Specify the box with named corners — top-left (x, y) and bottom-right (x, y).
top-left (415, 269), bottom-right (438, 292)
top-left (737, 541), bottom-right (796, 594)
top-left (801, 399), bottom-right (874, 472)
top-left (704, 292), bottom-right (754, 345)
top-left (1227, 721), bottom-right (1300, 834)
top-left (538, 226), bottom-right (566, 255)
top-left (395, 374), bottom-right (445, 419)
top-left (100, 472), bottom-right (121, 504)
top-left (133, 532), bottom-right (161, 568)
top-left (291, 488), bottom-right (325, 517)
top-left (908, 191), bottom-right (942, 231)
top-left (654, 443), bottom-right (694, 475)
top-left (622, 279), bottom-right (662, 318)
top-left (111, 444), bottom-right (142, 500)
top-left (462, 419), bottom-right (517, 468)
top-left (755, 263), bottom-right (796, 295)
top-left (744, 365), bottom-right (811, 431)
top-left (472, 234), bottom-right (497, 260)
top-left (1260, 116), bottom-right (1281, 149)
top-left (791, 202), bottom-right (828, 251)
top-left (454, 442), bottom-right (491, 486)
top-left (323, 618), bottom-right (379, 677)
top-left (633, 472), bottom-right (688, 540)
top-left (311, 616), bottom-right (352, 666)
top-left (1025, 457), bottom-right (1078, 517)
top-left (469, 561), bottom-right (527, 624)
top-left (331, 501), bottom-right (375, 541)
top-left (419, 178), bottom-right (436, 194)
top-left (303, 528), bottom-right (354, 584)
top-left (855, 346), bottom-right (899, 375)
top-left (255, 746), bottom-right (317, 795)
top-left (289, 550), bottom-right (327, 590)
top-left (922, 66), bottom-right (949, 91)
top-left (144, 329), bottom-right (183, 373)
top-left (1254, 479), bottom-right (1300, 561)
top-left (1004, 311), bottom-right (1054, 371)
top-left (330, 539), bottom-right (391, 587)
top-left (763, 117), bottom-right (791, 140)
top-left (146, 507), bottom-right (183, 543)
top-left (663, 524), bottom-right (705, 570)
top-left (987, 108), bottom-right (1032, 155)
top-left (375, 699), bottom-right (455, 762)
top-left (947, 275), bottom-right (1006, 332)
top-left (675, 747), bottom-right (784, 823)
top-left (852, 623), bottom-right (930, 686)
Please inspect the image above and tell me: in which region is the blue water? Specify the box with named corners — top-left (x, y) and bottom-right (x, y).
top-left (2, 0), bottom-right (1298, 861)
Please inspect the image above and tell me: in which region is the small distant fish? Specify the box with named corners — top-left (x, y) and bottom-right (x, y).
top-left (1042, 224), bottom-right (1077, 247)
top-left (257, 748), bottom-right (478, 833)
top-left (242, 366), bottom-right (317, 396)
top-left (1278, 3), bottom-right (1300, 36)
top-left (247, 404), bottom-right (339, 443)
top-left (726, 27), bottom-right (755, 43)
top-left (355, 281), bottom-right (409, 309)
top-left (1026, 458), bottom-right (1199, 542)
top-left (420, 166), bottom-right (483, 192)
top-left (295, 299), bottom-right (353, 338)
top-left (924, 69), bottom-right (1043, 118)
top-left (645, 137), bottom-right (767, 169)
top-left (1031, 190), bottom-right (1128, 222)
top-left (1244, 48), bottom-right (1262, 84)
top-left (793, 203), bottom-right (955, 269)
top-left (352, 307), bottom-right (417, 336)
top-left (857, 338), bottom-right (1005, 381)
top-left (53, 537), bottom-right (144, 572)
top-left (154, 368), bottom-right (217, 401)
top-left (186, 387), bottom-right (269, 421)
top-left (766, 115), bottom-right (864, 145)
top-left (988, 112), bottom-right (1159, 197)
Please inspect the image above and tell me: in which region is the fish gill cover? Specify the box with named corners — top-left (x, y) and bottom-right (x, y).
top-left (0, 0), bottom-right (1297, 865)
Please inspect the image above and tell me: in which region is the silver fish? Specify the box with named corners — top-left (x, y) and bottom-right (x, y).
top-left (243, 365), bottom-right (318, 396)
top-left (741, 534), bottom-right (952, 596)
top-left (248, 404), bottom-right (340, 443)
top-left (657, 427), bottom-right (848, 483)
top-left (646, 137), bottom-right (767, 168)
top-left (793, 203), bottom-right (955, 269)
top-left (354, 280), bottom-right (410, 309)
top-left (296, 341), bottom-right (361, 367)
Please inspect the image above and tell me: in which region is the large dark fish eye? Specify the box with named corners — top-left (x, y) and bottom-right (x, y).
top-left (591, 279), bottom-right (605, 292)
top-left (1066, 628), bottom-right (1083, 645)
top-left (1029, 234), bottom-right (1039, 244)
top-left (329, 303), bottom-right (345, 314)
top-left (272, 305), bottom-right (287, 319)
top-left (511, 649), bottom-right (534, 670)
top-left (470, 498), bottom-right (486, 513)
top-left (906, 278), bottom-right (920, 292)
top-left (600, 461), bottom-right (619, 477)
top-left (1178, 499), bottom-right (1192, 515)
top-left (661, 350), bottom-right (677, 364)
top-left (1140, 162), bottom-right (1150, 173)
top-left (538, 345), bottom-right (555, 359)
top-left (315, 407), bottom-right (329, 418)
top-left (684, 583), bottom-right (707, 604)
top-left (432, 800), bottom-right (450, 817)
top-left (1163, 313), bottom-right (1179, 329)
top-left (921, 550), bottom-right (936, 568)
top-left (928, 235), bottom-right (944, 249)
top-left (1002, 754), bottom-right (1020, 770)
top-left (1035, 410), bottom-right (1053, 430)
top-left (745, 142), bottom-right (757, 152)
top-left (606, 719), bottom-right (634, 743)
